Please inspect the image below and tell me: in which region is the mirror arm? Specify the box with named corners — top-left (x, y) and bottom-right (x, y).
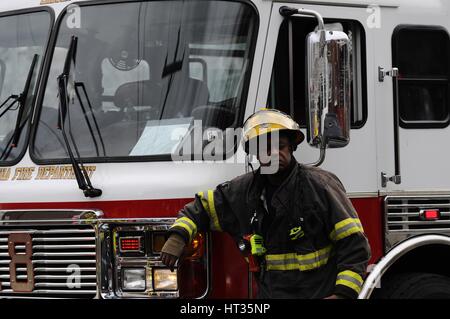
top-left (279, 6), bottom-right (325, 30)
top-left (306, 137), bottom-right (327, 167)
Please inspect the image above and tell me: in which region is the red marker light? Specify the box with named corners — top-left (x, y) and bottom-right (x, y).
top-left (420, 209), bottom-right (440, 221)
top-left (119, 237), bottom-right (142, 252)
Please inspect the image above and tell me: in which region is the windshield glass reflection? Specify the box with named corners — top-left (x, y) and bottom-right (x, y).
top-left (0, 11), bottom-right (51, 163)
top-left (33, 1), bottom-right (256, 160)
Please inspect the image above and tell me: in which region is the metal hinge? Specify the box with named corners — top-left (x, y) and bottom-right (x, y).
top-left (381, 172), bottom-right (401, 188)
top-left (378, 67), bottom-right (399, 82)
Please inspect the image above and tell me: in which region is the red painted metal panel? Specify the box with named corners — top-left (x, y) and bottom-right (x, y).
top-left (0, 196), bottom-right (383, 297)
top-left (0, 198), bottom-right (249, 298)
top-left (351, 197), bottom-right (384, 264)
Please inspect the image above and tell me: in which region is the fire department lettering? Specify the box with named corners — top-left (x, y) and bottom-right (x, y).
top-left (35, 165), bottom-right (96, 180)
top-left (11, 167), bottom-right (35, 181)
top-left (0, 165), bottom-right (97, 181)
top-left (0, 168), bottom-right (11, 181)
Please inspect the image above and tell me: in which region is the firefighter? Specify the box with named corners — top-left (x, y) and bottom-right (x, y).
top-left (161, 109), bottom-right (371, 299)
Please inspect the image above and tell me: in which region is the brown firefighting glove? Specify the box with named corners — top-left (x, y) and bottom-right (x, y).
top-left (161, 234), bottom-right (186, 271)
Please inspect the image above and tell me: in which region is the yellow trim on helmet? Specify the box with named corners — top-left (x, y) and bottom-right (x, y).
top-left (245, 123), bottom-right (287, 142)
top-left (242, 109), bottom-right (305, 152)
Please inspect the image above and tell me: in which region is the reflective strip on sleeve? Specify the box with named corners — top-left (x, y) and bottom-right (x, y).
top-left (329, 218), bottom-right (364, 241)
top-left (265, 245), bottom-right (332, 271)
top-left (335, 270), bottom-right (364, 294)
top-left (170, 217), bottom-right (197, 242)
top-left (198, 190), bottom-right (222, 232)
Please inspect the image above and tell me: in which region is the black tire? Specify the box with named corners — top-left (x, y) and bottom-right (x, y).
top-left (374, 272), bottom-right (450, 299)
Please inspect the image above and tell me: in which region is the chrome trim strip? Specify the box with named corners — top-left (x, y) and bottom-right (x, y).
top-left (97, 218), bottom-right (178, 223)
top-left (347, 192), bottom-right (379, 199)
top-left (0, 290), bottom-right (96, 294)
top-left (274, 0), bottom-right (399, 9)
top-left (387, 212), bottom-right (450, 217)
top-left (0, 218), bottom-right (178, 224)
top-left (0, 209), bottom-right (103, 223)
top-left (387, 220), bottom-right (450, 226)
top-left (0, 282), bottom-right (97, 288)
top-left (0, 267), bottom-right (96, 272)
top-left (0, 260), bottom-right (96, 264)
top-left (0, 237), bottom-right (96, 242)
top-left (359, 234), bottom-right (450, 299)
top-left (1, 275), bottom-right (97, 280)
top-left (197, 232), bottom-right (211, 300)
top-left (388, 204), bottom-right (450, 209)
top-left (380, 191), bottom-right (450, 197)
top-left (384, 229), bottom-right (450, 234)
top-left (26, 244), bottom-right (97, 249)
top-left (0, 229), bottom-right (95, 234)
top-left (31, 252), bottom-right (97, 257)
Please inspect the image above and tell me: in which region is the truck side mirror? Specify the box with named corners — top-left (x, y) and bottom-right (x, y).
top-left (307, 29), bottom-right (351, 148)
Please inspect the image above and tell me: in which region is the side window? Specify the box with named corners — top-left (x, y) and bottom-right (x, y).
top-left (268, 19), bottom-right (367, 130)
top-left (393, 26), bottom-right (450, 128)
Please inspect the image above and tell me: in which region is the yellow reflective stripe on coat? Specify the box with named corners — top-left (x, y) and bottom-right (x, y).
top-left (336, 270), bottom-right (364, 294)
top-left (198, 190), bottom-right (222, 231)
top-left (265, 245), bottom-right (332, 271)
top-left (330, 218), bottom-right (364, 241)
top-left (170, 217), bottom-right (197, 242)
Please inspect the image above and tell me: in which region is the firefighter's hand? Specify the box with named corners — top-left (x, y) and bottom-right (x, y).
top-left (161, 252), bottom-right (179, 272)
top-left (160, 234), bottom-right (186, 272)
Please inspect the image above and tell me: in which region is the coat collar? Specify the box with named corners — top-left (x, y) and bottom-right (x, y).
top-left (247, 158), bottom-right (301, 212)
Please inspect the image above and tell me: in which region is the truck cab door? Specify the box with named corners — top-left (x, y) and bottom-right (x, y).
top-left (260, 2), bottom-right (377, 195)
top-left (374, 4), bottom-right (450, 192)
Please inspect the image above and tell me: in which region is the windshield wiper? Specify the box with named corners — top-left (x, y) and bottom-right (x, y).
top-left (0, 94), bottom-right (20, 118)
top-left (0, 54), bottom-right (39, 160)
top-left (57, 35), bottom-right (102, 198)
top-left (74, 82), bottom-right (106, 156)
top-left (159, 26), bottom-right (185, 120)
top-left (12, 54), bottom-right (39, 147)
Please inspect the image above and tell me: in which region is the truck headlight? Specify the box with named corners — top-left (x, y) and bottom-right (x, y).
top-left (153, 268), bottom-right (178, 291)
top-left (102, 222), bottom-right (207, 298)
top-left (122, 268), bottom-right (146, 291)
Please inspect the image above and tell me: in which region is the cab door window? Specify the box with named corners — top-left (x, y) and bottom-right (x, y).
top-left (393, 26), bottom-right (450, 128)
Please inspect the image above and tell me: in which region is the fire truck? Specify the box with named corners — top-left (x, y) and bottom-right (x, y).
top-left (0, 0), bottom-right (449, 299)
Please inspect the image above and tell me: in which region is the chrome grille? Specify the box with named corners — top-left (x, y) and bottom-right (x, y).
top-left (385, 196), bottom-right (450, 232)
top-left (0, 225), bottom-right (97, 298)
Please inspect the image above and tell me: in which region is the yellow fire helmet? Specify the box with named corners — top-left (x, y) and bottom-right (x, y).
top-left (242, 109), bottom-right (305, 153)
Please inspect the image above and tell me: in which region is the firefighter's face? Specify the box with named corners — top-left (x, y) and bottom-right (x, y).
top-left (257, 135), bottom-right (292, 173)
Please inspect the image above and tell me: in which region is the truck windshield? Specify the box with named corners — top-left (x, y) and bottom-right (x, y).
top-left (33, 1), bottom-right (257, 161)
top-left (0, 11), bottom-right (51, 164)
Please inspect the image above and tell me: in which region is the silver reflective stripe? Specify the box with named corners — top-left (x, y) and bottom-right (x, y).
top-left (337, 274), bottom-right (362, 287)
top-left (266, 258), bottom-right (298, 266)
top-left (174, 219), bottom-right (196, 239)
top-left (332, 219), bottom-right (363, 241)
top-left (265, 246), bottom-right (333, 271)
top-left (335, 220), bottom-right (362, 236)
top-left (200, 190), bottom-right (221, 231)
top-left (177, 219), bottom-right (195, 232)
top-left (299, 254), bottom-right (328, 265)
